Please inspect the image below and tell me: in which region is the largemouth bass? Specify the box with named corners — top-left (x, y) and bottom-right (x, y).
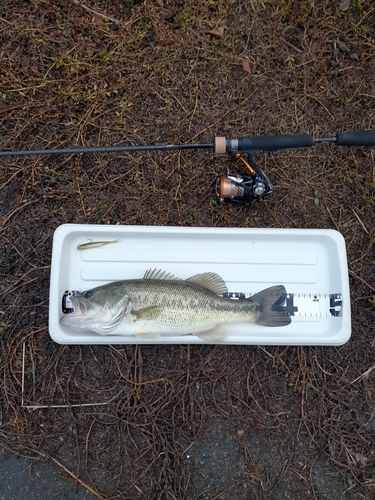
top-left (60, 269), bottom-right (291, 341)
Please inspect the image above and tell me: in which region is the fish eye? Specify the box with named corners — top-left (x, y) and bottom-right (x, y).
top-left (84, 290), bottom-right (94, 299)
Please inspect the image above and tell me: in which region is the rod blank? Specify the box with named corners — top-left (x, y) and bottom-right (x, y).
top-left (1, 129), bottom-right (374, 157)
top-left (0, 143), bottom-right (213, 157)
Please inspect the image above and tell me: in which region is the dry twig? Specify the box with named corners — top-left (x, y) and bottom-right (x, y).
top-left (69, 0), bottom-right (119, 24)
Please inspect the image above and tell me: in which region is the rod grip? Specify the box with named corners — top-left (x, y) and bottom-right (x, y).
top-left (214, 135), bottom-right (314, 154)
top-left (238, 134), bottom-right (314, 151)
top-left (336, 129), bottom-right (375, 147)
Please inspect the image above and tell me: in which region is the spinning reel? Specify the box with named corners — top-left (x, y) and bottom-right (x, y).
top-left (216, 152), bottom-right (273, 204)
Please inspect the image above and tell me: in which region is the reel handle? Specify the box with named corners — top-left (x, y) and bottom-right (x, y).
top-left (336, 129), bottom-right (375, 147)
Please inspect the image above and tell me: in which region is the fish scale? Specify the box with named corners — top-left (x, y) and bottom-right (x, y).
top-left (118, 279), bottom-right (259, 332)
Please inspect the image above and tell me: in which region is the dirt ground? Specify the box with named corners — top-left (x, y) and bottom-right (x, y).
top-left (1, 1), bottom-right (375, 499)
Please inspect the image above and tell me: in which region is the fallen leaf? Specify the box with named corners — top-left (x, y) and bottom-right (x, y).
top-left (206, 27), bottom-right (225, 38)
top-left (156, 0), bottom-right (164, 8)
top-left (339, 0), bottom-right (350, 11)
top-left (92, 13), bottom-right (103, 25)
top-left (243, 59), bottom-right (251, 74)
top-left (164, 8), bottom-right (175, 21)
top-left (355, 453), bottom-right (369, 467)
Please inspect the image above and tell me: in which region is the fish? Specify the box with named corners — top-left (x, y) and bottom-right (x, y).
top-left (60, 269), bottom-right (291, 341)
top-left (77, 239), bottom-right (121, 250)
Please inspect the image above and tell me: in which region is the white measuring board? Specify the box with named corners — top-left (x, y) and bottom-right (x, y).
top-left (49, 225), bottom-right (351, 346)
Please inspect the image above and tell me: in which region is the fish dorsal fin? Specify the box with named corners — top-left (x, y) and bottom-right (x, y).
top-left (143, 268), bottom-right (182, 281)
top-left (143, 269), bottom-right (228, 295)
top-left (187, 272), bottom-right (228, 295)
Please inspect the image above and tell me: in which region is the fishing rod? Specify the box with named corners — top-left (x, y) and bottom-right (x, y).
top-left (2, 129), bottom-right (374, 204)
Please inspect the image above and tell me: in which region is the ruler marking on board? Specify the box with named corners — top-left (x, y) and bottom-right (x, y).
top-left (62, 290), bottom-right (343, 318)
top-left (222, 292), bottom-right (343, 318)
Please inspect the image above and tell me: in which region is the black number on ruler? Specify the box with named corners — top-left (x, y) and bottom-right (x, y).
top-left (272, 294), bottom-right (298, 316)
top-left (223, 292), bottom-right (246, 300)
top-left (62, 290), bottom-right (79, 314)
top-left (329, 294), bottom-right (342, 317)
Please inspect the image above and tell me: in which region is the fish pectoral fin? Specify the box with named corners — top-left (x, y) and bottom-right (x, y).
top-left (197, 325), bottom-right (228, 343)
top-left (187, 273), bottom-right (228, 295)
top-left (135, 332), bottom-right (161, 339)
top-left (132, 305), bottom-right (164, 321)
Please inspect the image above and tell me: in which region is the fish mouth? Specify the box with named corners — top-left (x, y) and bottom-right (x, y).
top-left (78, 299), bottom-right (89, 315)
top-left (67, 295), bottom-right (82, 316)
top-left (60, 295), bottom-right (129, 334)
top-left (61, 295), bottom-right (89, 324)
top-left (68, 295), bottom-right (88, 316)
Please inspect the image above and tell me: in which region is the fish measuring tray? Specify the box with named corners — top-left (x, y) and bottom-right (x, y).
top-left (49, 225), bottom-right (351, 346)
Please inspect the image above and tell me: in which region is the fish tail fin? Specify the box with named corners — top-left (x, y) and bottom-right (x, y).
top-left (251, 285), bottom-right (291, 327)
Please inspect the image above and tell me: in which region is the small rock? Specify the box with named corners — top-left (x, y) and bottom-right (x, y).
top-left (339, 0), bottom-right (351, 11)
top-left (336, 39), bottom-right (351, 54)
